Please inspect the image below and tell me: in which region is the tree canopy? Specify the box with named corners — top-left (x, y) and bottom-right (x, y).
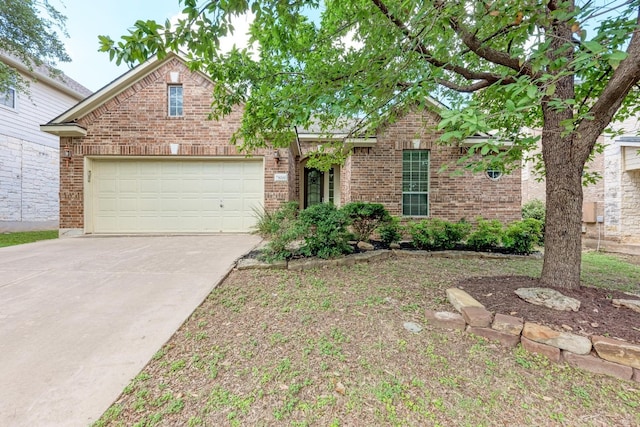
top-left (101, 0), bottom-right (640, 288)
top-left (0, 0), bottom-right (71, 92)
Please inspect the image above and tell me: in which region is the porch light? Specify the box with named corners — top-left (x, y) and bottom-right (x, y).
top-left (274, 149), bottom-right (281, 163)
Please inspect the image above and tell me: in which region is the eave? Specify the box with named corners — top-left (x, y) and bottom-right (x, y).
top-left (39, 123), bottom-right (87, 137)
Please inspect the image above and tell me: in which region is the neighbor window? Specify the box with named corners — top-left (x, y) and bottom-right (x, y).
top-left (0, 87), bottom-right (16, 109)
top-left (402, 150), bottom-right (430, 216)
top-left (168, 85), bottom-right (183, 117)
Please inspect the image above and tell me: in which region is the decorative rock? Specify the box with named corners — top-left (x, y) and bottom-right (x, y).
top-left (403, 322), bottom-right (423, 333)
top-left (515, 287), bottom-right (581, 312)
top-left (425, 310), bottom-right (466, 331)
top-left (461, 306), bottom-right (493, 328)
top-left (357, 241), bottom-right (375, 251)
top-left (520, 336), bottom-right (562, 363)
top-left (288, 258), bottom-right (337, 271)
top-left (562, 351), bottom-right (633, 381)
top-left (522, 322), bottom-right (592, 355)
top-left (492, 313), bottom-right (524, 336)
top-left (389, 243), bottom-right (401, 249)
top-left (612, 299), bottom-right (640, 314)
top-left (446, 288), bottom-right (485, 313)
top-left (592, 335), bottom-right (640, 369)
top-left (236, 258), bottom-right (287, 270)
top-left (467, 326), bottom-right (520, 347)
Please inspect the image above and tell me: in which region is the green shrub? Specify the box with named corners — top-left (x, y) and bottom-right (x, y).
top-left (466, 218), bottom-right (503, 251)
top-left (341, 202), bottom-right (392, 242)
top-left (298, 203), bottom-right (353, 259)
top-left (409, 218), bottom-right (471, 250)
top-left (502, 218), bottom-right (543, 255)
top-left (252, 201), bottom-right (299, 238)
top-left (522, 199), bottom-right (545, 243)
top-left (377, 216), bottom-right (403, 245)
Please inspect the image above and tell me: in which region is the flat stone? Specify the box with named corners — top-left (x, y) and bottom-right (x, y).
top-left (515, 287), bottom-right (581, 312)
top-left (562, 351), bottom-right (633, 381)
top-left (520, 336), bottom-right (562, 363)
top-left (357, 241), bottom-right (375, 251)
top-left (236, 258), bottom-right (287, 270)
top-left (425, 310), bottom-right (466, 331)
top-left (612, 299), bottom-right (640, 313)
top-left (592, 335), bottom-right (640, 369)
top-left (522, 322), bottom-right (592, 355)
top-left (467, 326), bottom-right (520, 347)
top-left (634, 369), bottom-right (640, 383)
top-left (492, 313), bottom-right (524, 336)
top-left (461, 306), bottom-right (493, 327)
top-left (287, 258), bottom-right (337, 271)
top-left (446, 288), bottom-right (485, 313)
top-left (403, 322), bottom-right (423, 333)
top-left (389, 243), bottom-right (401, 249)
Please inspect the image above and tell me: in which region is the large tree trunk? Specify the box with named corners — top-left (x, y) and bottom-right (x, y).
top-left (540, 130), bottom-right (585, 289)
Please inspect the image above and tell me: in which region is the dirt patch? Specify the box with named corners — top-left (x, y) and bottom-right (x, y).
top-left (458, 275), bottom-right (640, 344)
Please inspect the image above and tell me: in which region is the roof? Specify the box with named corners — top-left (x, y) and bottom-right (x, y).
top-left (0, 52), bottom-right (92, 99)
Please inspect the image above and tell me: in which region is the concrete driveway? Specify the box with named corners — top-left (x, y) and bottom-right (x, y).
top-left (0, 235), bottom-right (260, 426)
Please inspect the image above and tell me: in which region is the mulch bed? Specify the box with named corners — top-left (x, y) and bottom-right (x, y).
top-left (458, 275), bottom-right (640, 344)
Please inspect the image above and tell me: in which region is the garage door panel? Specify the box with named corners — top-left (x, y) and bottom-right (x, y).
top-left (91, 159), bottom-right (264, 233)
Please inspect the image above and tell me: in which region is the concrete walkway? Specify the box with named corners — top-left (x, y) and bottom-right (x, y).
top-left (0, 235), bottom-right (260, 426)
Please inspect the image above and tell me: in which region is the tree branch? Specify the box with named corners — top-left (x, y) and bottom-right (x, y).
top-left (446, 12), bottom-right (537, 78)
top-left (369, 0), bottom-right (515, 88)
top-left (576, 5), bottom-right (640, 155)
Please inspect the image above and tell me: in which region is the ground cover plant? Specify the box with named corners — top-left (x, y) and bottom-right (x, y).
top-left (0, 230), bottom-right (58, 248)
top-left (94, 252), bottom-right (640, 427)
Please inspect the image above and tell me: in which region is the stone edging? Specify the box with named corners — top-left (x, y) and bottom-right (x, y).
top-left (236, 249), bottom-right (539, 271)
top-left (436, 288), bottom-right (640, 383)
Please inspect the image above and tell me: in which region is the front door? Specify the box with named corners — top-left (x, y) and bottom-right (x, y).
top-left (304, 168), bottom-right (323, 208)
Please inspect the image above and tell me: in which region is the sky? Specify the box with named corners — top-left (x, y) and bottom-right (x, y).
top-left (53, 0), bottom-right (253, 92)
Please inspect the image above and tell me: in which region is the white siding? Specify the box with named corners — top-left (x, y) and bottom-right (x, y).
top-left (0, 68), bottom-right (87, 227)
top-left (0, 70), bottom-right (80, 149)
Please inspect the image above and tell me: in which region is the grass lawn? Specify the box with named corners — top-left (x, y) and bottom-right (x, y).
top-left (94, 252), bottom-right (640, 427)
top-left (0, 230), bottom-right (58, 248)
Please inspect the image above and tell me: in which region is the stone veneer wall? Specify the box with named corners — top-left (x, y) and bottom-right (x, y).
top-left (0, 135), bottom-right (59, 231)
top-left (620, 170), bottom-right (640, 243)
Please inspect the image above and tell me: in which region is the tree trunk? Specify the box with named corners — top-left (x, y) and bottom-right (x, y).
top-left (540, 131), bottom-right (584, 289)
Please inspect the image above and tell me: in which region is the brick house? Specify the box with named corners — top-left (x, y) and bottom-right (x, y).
top-left (42, 53), bottom-right (521, 236)
top-left (1, 52), bottom-right (92, 232)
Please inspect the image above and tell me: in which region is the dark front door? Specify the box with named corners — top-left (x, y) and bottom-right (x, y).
top-left (304, 168), bottom-right (323, 208)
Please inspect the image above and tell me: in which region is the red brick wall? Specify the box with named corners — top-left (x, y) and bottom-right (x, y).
top-left (60, 57), bottom-right (287, 229)
top-left (347, 109), bottom-right (522, 223)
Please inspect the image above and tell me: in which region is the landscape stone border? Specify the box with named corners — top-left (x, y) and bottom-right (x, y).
top-left (440, 288), bottom-right (640, 383)
top-left (235, 249), bottom-right (639, 383)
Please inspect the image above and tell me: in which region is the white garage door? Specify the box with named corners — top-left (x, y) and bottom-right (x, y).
top-left (89, 158), bottom-right (264, 233)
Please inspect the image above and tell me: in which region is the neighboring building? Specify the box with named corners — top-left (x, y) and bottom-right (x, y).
top-left (522, 117), bottom-right (640, 247)
top-left (0, 53), bottom-right (92, 232)
top-left (42, 53), bottom-right (521, 236)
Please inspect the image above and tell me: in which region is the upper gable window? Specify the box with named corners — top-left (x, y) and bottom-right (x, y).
top-left (168, 85), bottom-right (183, 117)
top-left (0, 87), bottom-right (16, 110)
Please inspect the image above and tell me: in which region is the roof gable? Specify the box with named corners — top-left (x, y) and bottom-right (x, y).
top-left (45, 52), bottom-right (209, 126)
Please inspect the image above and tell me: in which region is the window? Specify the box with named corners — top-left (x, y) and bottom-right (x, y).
top-left (486, 168), bottom-right (503, 180)
top-left (168, 85), bottom-right (183, 117)
top-left (402, 150), bottom-right (429, 216)
top-left (0, 87), bottom-right (16, 109)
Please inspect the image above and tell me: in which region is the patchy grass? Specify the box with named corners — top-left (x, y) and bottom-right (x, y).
top-left (0, 230), bottom-right (57, 248)
top-left (581, 251), bottom-right (640, 292)
top-left (94, 254), bottom-right (640, 426)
